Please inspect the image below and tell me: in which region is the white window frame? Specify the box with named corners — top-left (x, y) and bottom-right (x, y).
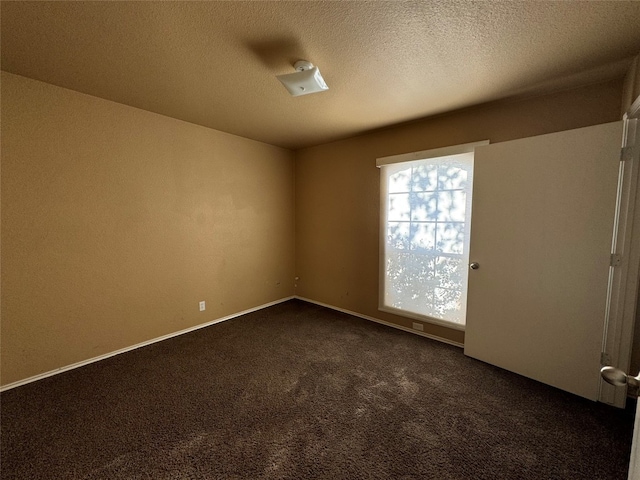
top-left (377, 140), bottom-right (489, 331)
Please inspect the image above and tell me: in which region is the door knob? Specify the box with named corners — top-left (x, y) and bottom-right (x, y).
top-left (469, 262), bottom-right (480, 270)
top-left (600, 365), bottom-right (640, 388)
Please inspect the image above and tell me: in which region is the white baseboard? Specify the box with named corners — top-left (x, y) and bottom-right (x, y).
top-left (2, 295), bottom-right (462, 392)
top-left (294, 296), bottom-right (464, 348)
top-left (0, 296), bottom-right (295, 392)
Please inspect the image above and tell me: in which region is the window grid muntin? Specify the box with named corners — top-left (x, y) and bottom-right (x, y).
top-left (383, 157), bottom-right (473, 326)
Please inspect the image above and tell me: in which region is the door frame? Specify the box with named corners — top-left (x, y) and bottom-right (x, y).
top-left (600, 97), bottom-right (640, 408)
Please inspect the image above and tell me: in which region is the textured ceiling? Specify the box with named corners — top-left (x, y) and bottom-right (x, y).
top-left (2, 1), bottom-right (640, 150)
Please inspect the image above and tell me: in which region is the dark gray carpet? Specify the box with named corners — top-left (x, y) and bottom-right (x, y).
top-left (1, 299), bottom-right (635, 479)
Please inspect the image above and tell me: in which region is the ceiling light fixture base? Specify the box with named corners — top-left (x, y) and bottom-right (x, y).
top-left (293, 60), bottom-right (314, 72)
top-left (277, 59), bottom-right (329, 97)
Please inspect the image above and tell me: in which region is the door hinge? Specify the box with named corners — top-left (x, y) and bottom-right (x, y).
top-left (620, 146), bottom-right (634, 162)
top-left (610, 253), bottom-right (622, 267)
top-left (601, 352), bottom-right (612, 366)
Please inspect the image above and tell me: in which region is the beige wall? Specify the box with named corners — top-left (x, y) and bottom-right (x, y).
top-left (1, 72), bottom-right (295, 386)
top-left (0, 71), bottom-right (628, 387)
top-left (295, 79), bottom-right (624, 345)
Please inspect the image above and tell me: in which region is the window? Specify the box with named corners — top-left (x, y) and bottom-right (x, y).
top-left (377, 141), bottom-right (488, 330)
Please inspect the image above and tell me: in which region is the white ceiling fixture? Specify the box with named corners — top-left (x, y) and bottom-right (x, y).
top-left (276, 60), bottom-right (329, 97)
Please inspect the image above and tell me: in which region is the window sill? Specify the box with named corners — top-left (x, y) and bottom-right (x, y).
top-left (378, 305), bottom-right (466, 331)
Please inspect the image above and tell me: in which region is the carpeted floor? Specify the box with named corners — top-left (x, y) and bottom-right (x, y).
top-left (1, 299), bottom-right (635, 479)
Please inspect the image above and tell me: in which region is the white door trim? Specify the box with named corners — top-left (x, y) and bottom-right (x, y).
top-left (599, 105), bottom-right (640, 407)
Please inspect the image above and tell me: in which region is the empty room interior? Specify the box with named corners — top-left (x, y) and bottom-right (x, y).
top-left (3, 2), bottom-right (640, 479)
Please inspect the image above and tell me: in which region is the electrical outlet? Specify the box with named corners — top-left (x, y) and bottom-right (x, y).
top-left (199, 301), bottom-right (206, 312)
top-left (412, 322), bottom-right (424, 331)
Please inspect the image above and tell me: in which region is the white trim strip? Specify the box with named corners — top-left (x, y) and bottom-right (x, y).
top-left (0, 296), bottom-right (295, 392)
top-left (376, 140), bottom-right (489, 167)
top-left (295, 296), bottom-right (464, 348)
top-left (378, 305), bottom-right (465, 331)
top-left (628, 94), bottom-right (640, 119)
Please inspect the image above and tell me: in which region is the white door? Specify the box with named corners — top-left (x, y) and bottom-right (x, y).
top-left (629, 400), bottom-right (639, 479)
top-left (464, 121), bottom-right (622, 400)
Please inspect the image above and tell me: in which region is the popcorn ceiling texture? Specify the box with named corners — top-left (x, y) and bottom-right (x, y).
top-left (2, 1), bottom-right (640, 149)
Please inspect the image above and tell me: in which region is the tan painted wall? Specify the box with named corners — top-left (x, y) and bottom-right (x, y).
top-left (1, 72), bottom-right (295, 386)
top-left (295, 79), bottom-right (624, 345)
top-left (0, 71), bottom-right (627, 386)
